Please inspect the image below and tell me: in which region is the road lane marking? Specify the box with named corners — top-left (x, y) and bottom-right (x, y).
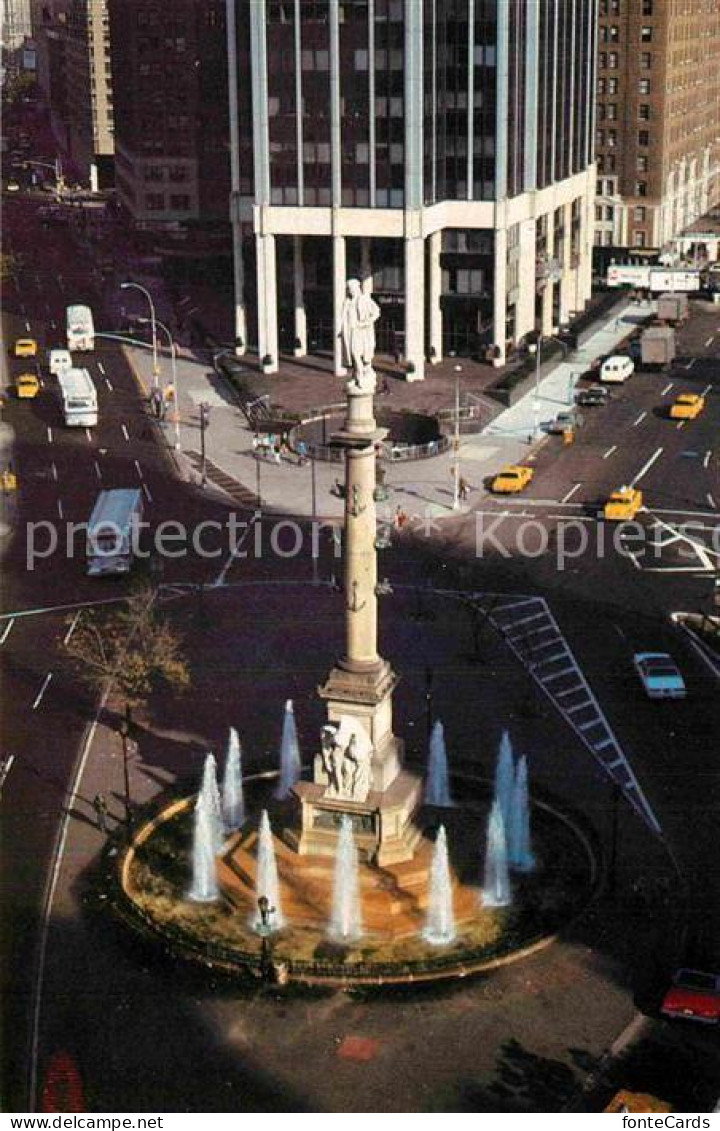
top-left (704, 451), bottom-right (712, 469)
top-left (0, 618), bottom-right (15, 645)
top-left (214, 512), bottom-right (260, 587)
top-left (683, 360), bottom-right (695, 371)
top-left (701, 383), bottom-right (712, 397)
top-left (602, 445), bottom-right (617, 460)
top-left (85, 428), bottom-right (93, 443)
top-left (708, 494), bottom-right (717, 510)
top-left (705, 336), bottom-right (714, 348)
top-left (50, 462), bottom-right (58, 482)
top-left (94, 461), bottom-right (102, 480)
top-left (142, 482), bottom-right (153, 504)
top-left (104, 377), bottom-right (113, 391)
top-left (62, 611), bottom-right (81, 645)
top-left (121, 424), bottom-right (130, 441)
top-left (633, 411), bottom-right (647, 427)
top-left (57, 499), bottom-right (63, 519)
top-left (631, 446), bottom-right (664, 486)
top-left (661, 382), bottom-right (674, 395)
top-left (562, 483), bottom-right (582, 503)
top-left (676, 420), bottom-right (686, 430)
top-left (50, 320), bottom-right (57, 330)
top-left (25, 320), bottom-right (31, 332)
top-left (97, 362), bottom-right (105, 375)
top-left (0, 753), bottom-right (15, 796)
top-left (46, 426), bottom-right (53, 443)
top-left (134, 459), bottom-right (144, 480)
top-left (32, 672), bottom-right (53, 710)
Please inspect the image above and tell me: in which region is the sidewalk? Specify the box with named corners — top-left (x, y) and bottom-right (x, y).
top-left (124, 298), bottom-right (655, 523)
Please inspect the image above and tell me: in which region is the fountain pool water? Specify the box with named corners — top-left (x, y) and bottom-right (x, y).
top-left (508, 755), bottom-right (535, 872)
top-left (188, 753), bottom-right (224, 902)
top-left (274, 699), bottom-right (301, 800)
top-left (424, 719), bottom-right (453, 808)
top-left (422, 825), bottom-right (456, 945)
top-left (222, 727), bottom-right (245, 833)
top-left (483, 799), bottom-right (511, 908)
top-left (329, 816), bottom-right (363, 942)
top-left (494, 730), bottom-right (515, 828)
top-left (252, 809), bottom-right (284, 931)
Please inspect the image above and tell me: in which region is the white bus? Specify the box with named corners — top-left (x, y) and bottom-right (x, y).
top-left (86, 489), bottom-right (144, 577)
top-left (607, 265), bottom-right (702, 293)
top-left (58, 367), bottom-right (98, 427)
top-left (66, 304), bottom-right (95, 351)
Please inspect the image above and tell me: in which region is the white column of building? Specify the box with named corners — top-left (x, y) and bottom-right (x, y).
top-left (515, 219), bottom-right (537, 342)
top-left (293, 236), bottom-right (307, 357)
top-left (361, 237), bottom-right (373, 291)
top-left (226, 0), bottom-right (246, 354)
top-left (492, 225), bottom-right (508, 367)
top-left (428, 230), bottom-right (443, 363)
top-left (256, 227), bottom-right (279, 372)
top-left (581, 177), bottom-right (595, 307)
top-left (559, 201), bottom-right (574, 326)
top-left (249, 0), bottom-right (277, 373)
top-left (541, 217), bottom-right (555, 337)
top-left (403, 0), bottom-right (425, 381)
top-left (333, 236), bottom-right (347, 377)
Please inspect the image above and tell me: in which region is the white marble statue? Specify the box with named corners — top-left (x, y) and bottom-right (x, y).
top-left (339, 278), bottom-right (380, 393)
top-left (320, 716), bottom-right (373, 803)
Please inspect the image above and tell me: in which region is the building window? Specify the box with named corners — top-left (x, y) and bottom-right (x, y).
top-left (636, 181), bottom-right (648, 197)
top-left (354, 49), bottom-right (368, 70)
top-left (608, 52), bottom-right (618, 68)
top-left (634, 231), bottom-right (647, 247)
top-left (168, 166), bottom-right (188, 182)
top-left (607, 104), bottom-right (617, 120)
top-left (634, 206), bottom-right (647, 221)
top-left (638, 130), bottom-right (650, 147)
top-left (608, 77), bottom-right (619, 94)
top-left (638, 104), bottom-right (650, 120)
top-left (642, 0), bottom-right (653, 12)
top-left (145, 193), bottom-right (164, 211)
top-left (637, 156), bottom-right (648, 172)
top-left (599, 52), bottom-right (607, 69)
top-left (638, 78), bottom-right (650, 94)
top-left (169, 194), bottom-right (190, 211)
top-left (598, 77), bottom-right (606, 94)
top-left (640, 26), bottom-right (653, 42)
top-left (608, 129), bottom-right (617, 148)
top-left (640, 52), bottom-right (652, 68)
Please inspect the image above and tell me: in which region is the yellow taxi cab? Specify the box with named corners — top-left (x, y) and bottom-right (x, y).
top-left (491, 465), bottom-right (534, 494)
top-left (15, 372), bottom-right (40, 399)
top-left (604, 1090), bottom-right (671, 1114)
top-left (0, 468), bottom-right (17, 491)
top-left (603, 486), bottom-right (643, 521)
top-left (13, 337), bottom-right (38, 358)
top-left (669, 393), bottom-right (705, 420)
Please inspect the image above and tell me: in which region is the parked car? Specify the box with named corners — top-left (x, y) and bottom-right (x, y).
top-left (661, 968), bottom-right (720, 1023)
top-left (669, 393), bottom-right (705, 420)
top-left (15, 372), bottom-right (40, 399)
top-left (13, 337), bottom-right (38, 358)
top-left (603, 486), bottom-right (643, 521)
top-left (491, 465), bottom-right (534, 494)
top-left (547, 409), bottom-right (584, 434)
top-left (633, 652), bottom-right (686, 699)
top-left (575, 385), bottom-right (609, 407)
top-left (600, 355), bottom-right (634, 383)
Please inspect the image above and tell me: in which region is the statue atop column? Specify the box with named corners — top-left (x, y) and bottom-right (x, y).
top-left (339, 278), bottom-right (381, 394)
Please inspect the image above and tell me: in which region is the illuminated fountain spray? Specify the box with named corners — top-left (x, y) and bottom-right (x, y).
top-left (253, 810), bottom-right (284, 931)
top-left (329, 816), bottom-right (363, 942)
top-left (483, 799), bottom-right (511, 908)
top-left (424, 719), bottom-right (453, 808)
top-left (494, 729), bottom-right (515, 828)
top-left (422, 825), bottom-right (456, 945)
top-left (222, 726), bottom-right (245, 833)
top-left (508, 755), bottom-right (535, 872)
top-left (188, 753), bottom-right (224, 902)
top-left (274, 699), bottom-right (301, 799)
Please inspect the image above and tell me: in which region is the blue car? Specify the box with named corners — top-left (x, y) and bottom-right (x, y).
top-left (633, 652), bottom-right (686, 699)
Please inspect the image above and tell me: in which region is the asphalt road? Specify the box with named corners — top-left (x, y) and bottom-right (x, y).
top-left (2, 184), bottom-right (720, 1112)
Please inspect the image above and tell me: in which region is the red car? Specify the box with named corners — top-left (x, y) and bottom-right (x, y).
top-left (661, 968), bottom-right (720, 1024)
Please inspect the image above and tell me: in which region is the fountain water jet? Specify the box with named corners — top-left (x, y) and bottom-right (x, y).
top-left (508, 755), bottom-right (535, 872)
top-left (188, 753), bottom-right (224, 902)
top-left (494, 730), bottom-right (515, 828)
top-left (222, 727), bottom-right (245, 833)
top-left (483, 799), bottom-right (511, 908)
top-left (424, 720), bottom-right (453, 808)
top-left (274, 699), bottom-right (301, 799)
top-left (422, 825), bottom-right (456, 945)
top-left (329, 816), bottom-right (363, 942)
top-left (252, 810), bottom-right (284, 931)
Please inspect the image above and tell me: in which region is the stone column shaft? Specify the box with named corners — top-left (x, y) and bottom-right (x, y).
top-left (492, 226), bottom-right (508, 367)
top-left (344, 437), bottom-right (378, 669)
top-left (333, 235), bottom-right (346, 377)
top-left (293, 235), bottom-right (307, 357)
top-left (256, 231), bottom-right (278, 373)
top-left (428, 230), bottom-right (443, 363)
top-left (404, 235), bottom-right (425, 381)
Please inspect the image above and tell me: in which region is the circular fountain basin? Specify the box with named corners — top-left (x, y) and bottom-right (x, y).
top-left (112, 773), bottom-right (600, 988)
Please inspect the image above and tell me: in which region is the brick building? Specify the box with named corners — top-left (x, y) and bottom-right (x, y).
top-left (595, 0), bottom-right (720, 253)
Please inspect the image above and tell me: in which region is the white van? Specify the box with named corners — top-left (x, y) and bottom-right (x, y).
top-left (66, 304), bottom-right (95, 351)
top-left (58, 367), bottom-right (98, 426)
top-left (86, 489), bottom-right (144, 577)
top-left (49, 349), bottom-right (72, 377)
top-left (600, 355), bottom-right (635, 384)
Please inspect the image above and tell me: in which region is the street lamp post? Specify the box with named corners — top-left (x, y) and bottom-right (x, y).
top-left (121, 281), bottom-right (160, 389)
top-left (199, 403), bottom-right (210, 486)
top-left (452, 364), bottom-right (462, 510)
top-left (138, 316), bottom-right (180, 450)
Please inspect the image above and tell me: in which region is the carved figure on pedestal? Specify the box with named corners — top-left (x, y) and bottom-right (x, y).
top-left (339, 278), bottom-right (380, 393)
top-left (320, 717), bottom-right (373, 803)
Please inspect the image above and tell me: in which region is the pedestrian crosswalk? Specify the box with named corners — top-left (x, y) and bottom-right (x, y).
top-left (485, 593), bottom-right (662, 835)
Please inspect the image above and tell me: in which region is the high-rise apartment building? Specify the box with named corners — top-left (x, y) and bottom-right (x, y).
top-left (595, 0), bottom-right (720, 253)
top-left (228, 0), bottom-right (598, 377)
top-left (108, 0), bottom-right (229, 228)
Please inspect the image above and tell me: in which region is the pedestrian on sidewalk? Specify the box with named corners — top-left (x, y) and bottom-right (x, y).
top-left (93, 793), bottom-right (109, 834)
top-left (458, 475), bottom-right (469, 502)
top-left (296, 439), bottom-right (308, 466)
top-left (273, 443), bottom-right (282, 465)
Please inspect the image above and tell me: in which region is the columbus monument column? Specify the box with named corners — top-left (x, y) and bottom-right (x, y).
top-left (290, 280), bottom-right (423, 865)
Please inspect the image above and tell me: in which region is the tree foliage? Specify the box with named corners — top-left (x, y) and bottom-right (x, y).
top-left (66, 585), bottom-right (190, 707)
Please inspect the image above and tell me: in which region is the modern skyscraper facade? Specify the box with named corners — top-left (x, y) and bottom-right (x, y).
top-left (228, 0), bottom-right (598, 377)
top-left (594, 0), bottom-right (720, 253)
